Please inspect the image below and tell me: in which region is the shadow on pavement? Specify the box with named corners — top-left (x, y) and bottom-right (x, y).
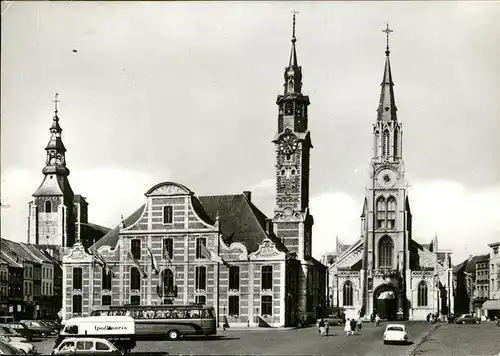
top-left (179, 335), bottom-right (240, 341)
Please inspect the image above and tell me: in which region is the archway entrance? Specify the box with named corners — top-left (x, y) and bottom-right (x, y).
top-left (374, 284), bottom-right (397, 321)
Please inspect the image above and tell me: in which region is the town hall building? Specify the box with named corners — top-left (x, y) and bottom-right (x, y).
top-left (60, 16), bottom-right (327, 327)
top-left (326, 26), bottom-right (454, 321)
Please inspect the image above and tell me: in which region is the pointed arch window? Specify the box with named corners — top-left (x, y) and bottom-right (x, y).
top-left (376, 197), bottom-right (386, 229)
top-left (378, 236), bottom-right (394, 268)
top-left (45, 200), bottom-right (52, 213)
top-left (343, 281), bottom-right (353, 306)
top-left (393, 127), bottom-right (399, 157)
top-left (374, 131), bottom-right (380, 157)
top-left (386, 197), bottom-right (396, 229)
top-left (383, 130), bottom-right (390, 156)
top-left (418, 281), bottom-right (428, 306)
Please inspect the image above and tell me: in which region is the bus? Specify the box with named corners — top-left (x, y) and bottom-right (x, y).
top-left (90, 304), bottom-right (216, 340)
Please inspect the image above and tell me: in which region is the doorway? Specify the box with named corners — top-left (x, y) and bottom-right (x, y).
top-left (374, 284), bottom-right (397, 321)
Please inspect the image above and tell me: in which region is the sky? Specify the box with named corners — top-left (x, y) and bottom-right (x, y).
top-left (1, 1), bottom-right (499, 265)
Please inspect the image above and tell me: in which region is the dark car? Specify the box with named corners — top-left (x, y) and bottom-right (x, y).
top-left (40, 320), bottom-right (62, 335)
top-left (447, 314), bottom-right (457, 323)
top-left (0, 323), bottom-right (33, 342)
top-left (455, 314), bottom-right (481, 324)
top-left (20, 320), bottom-right (52, 338)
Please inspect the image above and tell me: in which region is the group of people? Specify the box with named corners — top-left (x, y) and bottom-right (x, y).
top-left (344, 317), bottom-right (363, 336)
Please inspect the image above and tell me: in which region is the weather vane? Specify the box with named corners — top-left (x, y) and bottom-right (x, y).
top-left (382, 23), bottom-right (394, 53)
top-left (53, 92), bottom-right (60, 114)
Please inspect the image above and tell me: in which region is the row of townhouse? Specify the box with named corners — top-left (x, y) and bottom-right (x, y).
top-left (0, 238), bottom-right (62, 320)
top-left (453, 241), bottom-right (500, 320)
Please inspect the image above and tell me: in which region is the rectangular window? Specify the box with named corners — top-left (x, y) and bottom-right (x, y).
top-left (102, 268), bottom-right (112, 290)
top-left (163, 238), bottom-right (173, 260)
top-left (102, 295), bottom-right (111, 306)
top-left (130, 295), bottom-right (140, 305)
top-left (131, 239), bottom-right (141, 260)
top-left (130, 267), bottom-right (141, 290)
top-left (196, 238), bottom-right (207, 259)
top-left (163, 206), bottom-right (173, 224)
top-left (261, 266), bottom-right (273, 290)
top-left (73, 268), bottom-right (83, 290)
top-left (228, 295), bottom-right (239, 317)
top-left (261, 295), bottom-right (273, 316)
top-left (229, 266), bottom-right (240, 291)
top-left (195, 266), bottom-right (206, 290)
top-left (73, 295), bottom-right (82, 314)
top-left (195, 295), bottom-right (206, 305)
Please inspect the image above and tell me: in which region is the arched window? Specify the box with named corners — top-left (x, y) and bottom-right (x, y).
top-left (376, 197), bottom-right (386, 229)
top-left (343, 281), bottom-right (353, 306)
top-left (386, 197), bottom-right (396, 229)
top-left (418, 281), bottom-right (428, 306)
top-left (393, 127), bottom-right (398, 157)
top-left (288, 80), bottom-right (294, 92)
top-left (383, 130), bottom-right (390, 156)
top-left (374, 131), bottom-right (380, 157)
top-left (45, 200), bottom-right (52, 213)
top-left (162, 269), bottom-right (174, 291)
top-left (378, 236), bottom-right (394, 268)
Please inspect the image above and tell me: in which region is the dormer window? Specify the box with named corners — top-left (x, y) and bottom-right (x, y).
top-left (163, 206), bottom-right (173, 224)
top-left (45, 200), bottom-right (52, 213)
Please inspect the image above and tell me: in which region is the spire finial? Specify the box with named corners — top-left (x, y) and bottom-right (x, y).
top-left (53, 92), bottom-right (60, 115)
top-left (291, 9), bottom-right (299, 43)
top-left (382, 22), bottom-right (393, 55)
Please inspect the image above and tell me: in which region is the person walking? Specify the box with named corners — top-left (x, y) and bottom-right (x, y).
top-left (344, 318), bottom-right (352, 336)
top-left (319, 318), bottom-right (326, 337)
top-left (350, 318), bottom-right (357, 335)
top-left (356, 317), bottom-right (363, 332)
top-left (375, 313), bottom-right (381, 327)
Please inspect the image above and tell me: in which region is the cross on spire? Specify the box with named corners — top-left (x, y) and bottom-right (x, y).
top-left (291, 9), bottom-right (299, 43)
top-left (53, 92), bottom-right (60, 114)
top-left (382, 23), bottom-right (393, 54)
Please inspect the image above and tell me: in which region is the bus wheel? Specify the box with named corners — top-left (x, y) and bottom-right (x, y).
top-left (168, 330), bottom-right (180, 340)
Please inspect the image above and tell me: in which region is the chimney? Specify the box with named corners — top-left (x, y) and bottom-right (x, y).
top-left (243, 191), bottom-right (251, 202)
top-left (265, 219), bottom-right (273, 235)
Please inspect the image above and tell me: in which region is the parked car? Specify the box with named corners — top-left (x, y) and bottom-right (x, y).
top-left (0, 340), bottom-right (24, 355)
top-left (0, 317), bottom-right (15, 324)
top-left (0, 324), bottom-right (33, 342)
top-left (0, 328), bottom-right (27, 344)
top-left (316, 315), bottom-right (344, 327)
top-left (383, 324), bottom-right (408, 345)
top-left (20, 321), bottom-right (52, 338)
top-left (41, 321), bottom-right (62, 334)
top-left (447, 314), bottom-right (457, 324)
top-left (455, 314), bottom-right (481, 324)
top-left (51, 337), bottom-right (121, 355)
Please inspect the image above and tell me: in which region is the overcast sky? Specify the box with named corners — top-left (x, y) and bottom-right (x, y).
top-left (1, 1), bottom-right (499, 264)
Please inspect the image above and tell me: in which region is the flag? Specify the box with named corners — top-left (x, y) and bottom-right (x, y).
top-left (94, 250), bottom-right (115, 277)
top-left (201, 243), bottom-right (230, 267)
top-left (127, 251), bottom-right (147, 278)
top-left (148, 247), bottom-right (159, 275)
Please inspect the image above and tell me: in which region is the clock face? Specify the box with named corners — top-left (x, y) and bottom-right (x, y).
top-left (284, 102), bottom-right (294, 116)
top-left (377, 169), bottom-right (397, 188)
top-left (279, 134), bottom-right (298, 155)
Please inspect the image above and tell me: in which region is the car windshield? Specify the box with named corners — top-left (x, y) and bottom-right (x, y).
top-left (32, 322), bottom-right (42, 327)
top-left (387, 326), bottom-right (404, 331)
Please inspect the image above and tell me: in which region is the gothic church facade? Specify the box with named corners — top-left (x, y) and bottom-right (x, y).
top-left (327, 31), bottom-right (454, 321)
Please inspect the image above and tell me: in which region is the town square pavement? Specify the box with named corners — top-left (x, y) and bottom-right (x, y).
top-left (35, 320), bottom-right (439, 355)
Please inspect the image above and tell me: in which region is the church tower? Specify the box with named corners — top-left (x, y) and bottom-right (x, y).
top-left (272, 13), bottom-right (316, 318)
top-left (361, 25), bottom-right (412, 319)
top-left (28, 94), bottom-right (76, 247)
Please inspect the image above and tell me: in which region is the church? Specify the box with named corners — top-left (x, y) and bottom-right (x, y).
top-left (60, 15), bottom-right (327, 327)
top-left (325, 26), bottom-right (454, 321)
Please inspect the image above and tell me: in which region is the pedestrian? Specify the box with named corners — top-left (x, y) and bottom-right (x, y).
top-left (223, 315), bottom-right (230, 330)
top-left (344, 318), bottom-right (352, 336)
top-left (325, 320), bottom-right (330, 336)
top-left (426, 313), bottom-right (431, 324)
top-left (375, 314), bottom-right (380, 327)
top-left (370, 312), bottom-right (375, 323)
top-left (350, 318), bottom-right (357, 335)
top-left (319, 318), bottom-right (326, 337)
top-left (357, 317), bottom-right (363, 331)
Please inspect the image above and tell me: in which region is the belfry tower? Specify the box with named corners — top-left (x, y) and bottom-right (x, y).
top-left (28, 94), bottom-right (76, 247)
top-left (272, 13), bottom-right (317, 319)
top-left (361, 25), bottom-right (412, 320)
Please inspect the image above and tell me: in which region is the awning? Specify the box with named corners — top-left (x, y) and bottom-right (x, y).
top-left (482, 300), bottom-right (500, 310)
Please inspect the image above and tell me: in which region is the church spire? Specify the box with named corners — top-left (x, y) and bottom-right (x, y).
top-left (42, 93), bottom-right (70, 176)
top-left (377, 23), bottom-right (397, 122)
top-left (289, 10), bottom-right (298, 67)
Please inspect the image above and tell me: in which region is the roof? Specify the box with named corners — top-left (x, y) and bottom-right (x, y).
top-left (0, 251), bottom-right (23, 268)
top-left (464, 254), bottom-right (490, 273)
top-left (0, 257), bottom-right (8, 266)
top-left (199, 194), bottom-right (287, 253)
top-left (0, 239), bottom-right (38, 264)
top-left (91, 204), bottom-right (146, 251)
top-left (73, 194), bottom-right (88, 204)
top-left (82, 222), bottom-right (112, 236)
top-left (22, 243), bottom-right (52, 264)
top-left (453, 259), bottom-right (468, 274)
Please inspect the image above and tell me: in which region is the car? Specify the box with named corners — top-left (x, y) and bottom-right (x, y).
top-left (41, 321), bottom-right (62, 334)
top-left (51, 337), bottom-right (121, 355)
top-left (20, 321), bottom-right (52, 338)
top-left (316, 315), bottom-right (344, 327)
top-left (0, 340), bottom-right (24, 355)
top-left (0, 324), bottom-right (33, 342)
top-left (455, 314), bottom-right (481, 324)
top-left (383, 324), bottom-right (408, 345)
top-left (0, 328), bottom-right (27, 343)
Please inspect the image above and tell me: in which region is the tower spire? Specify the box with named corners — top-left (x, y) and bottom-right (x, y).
top-left (377, 23), bottom-right (397, 122)
top-left (42, 93), bottom-right (69, 176)
top-left (289, 10), bottom-right (299, 67)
